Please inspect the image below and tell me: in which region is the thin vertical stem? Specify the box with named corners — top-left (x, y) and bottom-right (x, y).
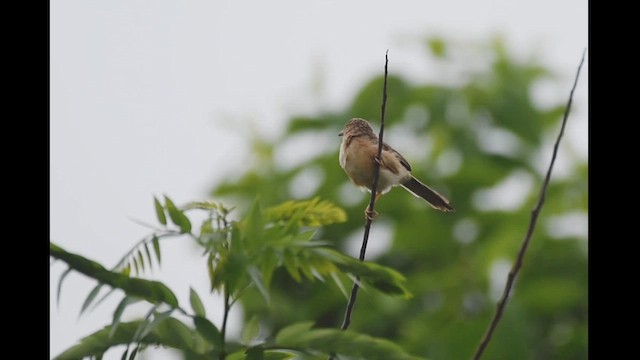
top-left (471, 49), bottom-right (586, 360)
top-left (339, 50), bottom-right (389, 332)
top-left (220, 215), bottom-right (232, 360)
top-left (220, 286), bottom-right (231, 360)
top-left (329, 51), bottom-right (390, 360)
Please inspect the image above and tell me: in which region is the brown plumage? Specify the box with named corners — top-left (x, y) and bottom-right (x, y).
top-left (338, 118), bottom-right (454, 213)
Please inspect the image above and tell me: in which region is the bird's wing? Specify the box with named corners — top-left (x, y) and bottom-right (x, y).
top-left (382, 142), bottom-right (412, 172)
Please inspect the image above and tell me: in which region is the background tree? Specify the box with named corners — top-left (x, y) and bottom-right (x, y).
top-left (51, 38), bottom-right (587, 360)
top-left (212, 38), bottom-right (587, 360)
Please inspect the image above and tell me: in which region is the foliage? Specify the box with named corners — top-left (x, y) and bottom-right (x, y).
top-left (210, 39), bottom-right (587, 359)
top-left (52, 38), bottom-right (587, 360)
top-left (52, 196), bottom-right (419, 359)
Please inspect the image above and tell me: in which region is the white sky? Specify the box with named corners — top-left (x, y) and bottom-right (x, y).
top-left (50, 1), bottom-right (588, 359)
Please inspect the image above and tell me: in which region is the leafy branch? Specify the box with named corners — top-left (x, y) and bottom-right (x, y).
top-left (471, 49), bottom-right (587, 360)
top-left (51, 242), bottom-right (179, 307)
top-left (52, 196), bottom-right (415, 359)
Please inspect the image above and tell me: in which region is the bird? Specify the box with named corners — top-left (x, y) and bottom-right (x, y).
top-left (338, 118), bottom-right (454, 220)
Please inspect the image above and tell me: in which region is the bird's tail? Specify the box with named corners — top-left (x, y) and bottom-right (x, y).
top-left (401, 176), bottom-right (455, 212)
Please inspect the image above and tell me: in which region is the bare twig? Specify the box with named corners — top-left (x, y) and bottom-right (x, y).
top-left (339, 49), bottom-right (389, 331)
top-left (471, 49), bottom-right (586, 360)
top-left (327, 51), bottom-right (390, 360)
top-left (220, 216), bottom-right (232, 360)
top-left (220, 286), bottom-right (231, 360)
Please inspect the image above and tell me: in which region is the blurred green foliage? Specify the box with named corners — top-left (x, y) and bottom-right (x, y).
top-left (53, 197), bottom-right (422, 359)
top-left (212, 39), bottom-right (587, 359)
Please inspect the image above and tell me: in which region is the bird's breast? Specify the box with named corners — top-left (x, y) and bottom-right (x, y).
top-left (340, 138), bottom-right (374, 188)
top-left (339, 139), bottom-right (348, 169)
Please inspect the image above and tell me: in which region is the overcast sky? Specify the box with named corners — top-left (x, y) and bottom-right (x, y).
top-left (50, 1), bottom-right (588, 358)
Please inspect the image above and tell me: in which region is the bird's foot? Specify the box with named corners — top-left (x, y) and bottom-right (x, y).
top-left (364, 206), bottom-right (378, 221)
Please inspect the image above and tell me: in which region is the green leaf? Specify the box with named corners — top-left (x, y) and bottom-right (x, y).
top-left (110, 296), bottom-right (139, 338)
top-left (245, 346), bottom-right (264, 360)
top-left (330, 272), bottom-right (349, 299)
top-left (277, 244), bottom-right (410, 297)
top-left (143, 242), bottom-right (153, 271)
top-left (128, 346), bottom-right (139, 360)
top-left (294, 230), bottom-right (317, 243)
top-left (80, 283), bottom-right (104, 316)
top-left (282, 250), bottom-right (302, 283)
top-left (132, 304), bottom-right (160, 341)
top-left (137, 250), bottom-right (146, 272)
top-left (165, 195), bottom-right (192, 233)
top-left (51, 243), bottom-right (179, 307)
top-left (121, 264), bottom-right (131, 278)
top-left (200, 218), bottom-right (214, 237)
top-left (90, 287), bottom-right (118, 312)
top-left (242, 316), bottom-right (260, 345)
top-left (265, 198), bottom-right (347, 228)
top-left (53, 318), bottom-right (201, 360)
top-left (259, 247), bottom-right (278, 289)
top-left (152, 236), bottom-right (162, 266)
top-left (154, 197), bottom-right (167, 225)
top-left (315, 247), bottom-right (412, 298)
top-left (275, 328), bottom-right (426, 360)
top-left (262, 350), bottom-right (298, 360)
top-left (153, 314), bottom-right (196, 350)
top-left (193, 316), bottom-right (222, 349)
top-left (287, 116), bottom-right (330, 132)
top-left (56, 267), bottom-right (72, 308)
top-left (247, 266), bottom-right (270, 304)
top-left (210, 251), bottom-right (249, 295)
top-left (298, 261), bottom-right (316, 281)
top-left (134, 309), bottom-right (174, 343)
top-left (226, 351), bottom-right (246, 360)
top-left (427, 37), bottom-right (446, 58)
top-left (132, 256), bottom-right (140, 276)
top-left (183, 201), bottom-right (219, 211)
top-left (242, 199), bottom-right (264, 249)
top-left (274, 322), bottom-right (314, 344)
top-left (189, 287), bottom-right (206, 317)
top-left (207, 252), bottom-right (217, 292)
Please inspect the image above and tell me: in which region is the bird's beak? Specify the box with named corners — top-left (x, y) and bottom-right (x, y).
top-left (338, 130), bottom-right (343, 137)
